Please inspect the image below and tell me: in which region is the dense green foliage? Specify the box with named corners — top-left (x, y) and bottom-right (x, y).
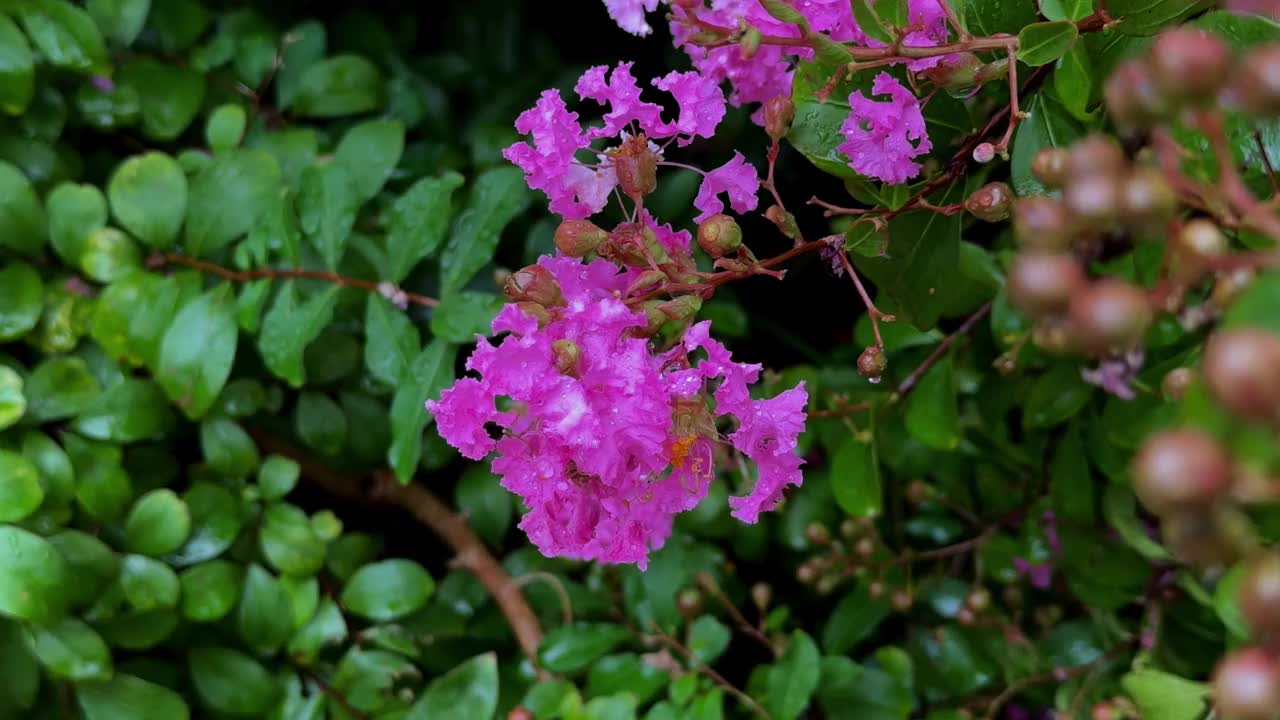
top-left (3, 0), bottom-right (1280, 719)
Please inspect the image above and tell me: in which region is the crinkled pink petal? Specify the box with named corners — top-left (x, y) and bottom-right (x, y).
top-left (425, 378), bottom-right (498, 460)
top-left (838, 72), bottom-right (932, 184)
top-left (576, 63), bottom-right (666, 140)
top-left (603, 0), bottom-right (660, 35)
top-left (503, 90), bottom-right (611, 219)
top-left (652, 70), bottom-right (727, 144)
top-left (726, 383), bottom-right (809, 523)
top-left (693, 152), bottom-right (760, 223)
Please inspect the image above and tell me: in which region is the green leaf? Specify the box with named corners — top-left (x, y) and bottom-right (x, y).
top-left (1214, 563), bottom-right (1249, 641)
top-left (72, 378), bottom-right (176, 442)
top-left (1011, 94), bottom-right (1084, 196)
top-left (157, 286), bottom-right (238, 418)
top-left (1053, 42), bottom-right (1096, 122)
top-left (455, 464), bottom-right (512, 548)
top-left (124, 488), bottom-right (191, 556)
top-left (188, 646), bottom-right (281, 715)
top-left (274, 20), bottom-right (325, 109)
top-left (688, 616), bottom-right (732, 665)
top-left (23, 617), bottom-right (111, 681)
top-left (0, 16), bottom-right (35, 115)
top-left (587, 655), bottom-right (668, 706)
top-left (440, 166), bottom-right (531, 295)
top-left (0, 526), bottom-right (68, 623)
top-left (237, 564), bottom-right (293, 654)
top-left (108, 152), bottom-right (187, 249)
top-left (832, 434), bottom-right (881, 518)
top-left (258, 455), bottom-right (300, 501)
top-left (390, 340), bottom-right (457, 481)
top-left (291, 55), bottom-right (384, 117)
top-left (179, 560), bottom-right (241, 622)
top-left (1040, 0), bottom-right (1093, 21)
top-left (1103, 484), bottom-right (1171, 560)
top-left (296, 392), bottom-right (347, 455)
top-left (287, 598), bottom-right (347, 664)
top-left (48, 183), bottom-right (111, 266)
top-left (258, 282), bottom-right (340, 388)
top-left (1050, 424), bottom-right (1094, 523)
top-left (364, 294), bottom-right (420, 386)
top-left (185, 149), bottom-right (282, 256)
top-left (538, 623), bottom-right (630, 673)
top-left (26, 356), bottom-right (102, 422)
top-left (1023, 361), bottom-right (1093, 428)
top-left (956, 0), bottom-right (1039, 34)
top-left (406, 653), bottom-right (499, 720)
top-left (0, 261), bottom-right (42, 341)
top-left (18, 0), bottom-right (109, 73)
top-left (1017, 21), bottom-right (1079, 66)
top-left (67, 434), bottom-right (132, 522)
top-left (260, 502), bottom-right (326, 577)
top-left (335, 119), bottom-right (404, 202)
top-left (766, 631), bottom-right (820, 720)
top-left (77, 674), bottom-right (190, 720)
top-left (169, 481), bottom-right (243, 565)
top-left (48, 530), bottom-right (117, 609)
top-left (904, 355), bottom-right (959, 449)
top-left (0, 367), bottom-right (24, 430)
top-left (0, 160), bottom-right (46, 256)
top-left (200, 416), bottom-right (260, 478)
top-left (822, 581), bottom-right (892, 654)
top-left (298, 162), bottom-right (358, 269)
top-left (386, 172), bottom-right (464, 282)
top-left (852, 182), bottom-right (966, 329)
top-left (341, 559), bottom-right (434, 621)
top-left (431, 291), bottom-right (504, 343)
top-left (205, 103), bottom-right (245, 151)
top-left (0, 450), bottom-right (43, 523)
top-left (86, 0), bottom-right (151, 46)
top-left (92, 271), bottom-right (191, 368)
top-left (1120, 669), bottom-right (1208, 720)
top-left (119, 554), bottom-right (180, 611)
top-left (1109, 0), bottom-right (1211, 35)
top-left (1223, 272), bottom-right (1280, 334)
top-left (79, 227), bottom-right (140, 283)
top-left (118, 58), bottom-right (204, 140)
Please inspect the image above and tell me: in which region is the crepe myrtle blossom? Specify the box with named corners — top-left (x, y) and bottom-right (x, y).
top-left (502, 62), bottom-right (759, 222)
top-left (425, 254), bottom-right (808, 568)
top-left (838, 72), bottom-right (933, 184)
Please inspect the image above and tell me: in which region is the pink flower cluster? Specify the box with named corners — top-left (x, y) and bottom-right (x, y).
top-left (502, 62), bottom-right (759, 222)
top-left (603, 0), bottom-right (956, 184)
top-left (426, 255), bottom-right (808, 568)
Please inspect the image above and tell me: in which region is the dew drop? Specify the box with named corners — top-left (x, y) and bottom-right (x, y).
top-left (868, 375), bottom-right (882, 385)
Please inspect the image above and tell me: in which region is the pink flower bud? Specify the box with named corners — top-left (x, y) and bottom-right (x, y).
top-left (503, 265), bottom-right (565, 307)
top-left (764, 95), bottom-right (795, 141)
top-left (972, 142), bottom-right (996, 164)
top-left (554, 219), bottom-right (607, 257)
top-left (611, 134), bottom-right (658, 201)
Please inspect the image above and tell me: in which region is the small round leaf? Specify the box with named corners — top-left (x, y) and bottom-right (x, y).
top-left (340, 559), bottom-right (434, 621)
top-left (125, 489), bottom-right (192, 556)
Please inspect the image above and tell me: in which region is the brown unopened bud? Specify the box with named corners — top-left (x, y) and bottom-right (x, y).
top-left (1007, 253), bottom-right (1085, 318)
top-left (765, 204), bottom-right (800, 240)
top-left (857, 345), bottom-right (887, 382)
top-left (805, 522), bottom-right (831, 546)
top-left (1031, 147), bottom-right (1070, 189)
top-left (504, 265), bottom-right (564, 307)
top-left (1204, 329), bottom-right (1280, 423)
top-left (1067, 279), bottom-right (1152, 355)
top-left (921, 52), bottom-right (983, 88)
top-left (604, 223), bottom-right (665, 267)
top-left (764, 95), bottom-right (795, 140)
top-left (1236, 45), bottom-right (1280, 116)
top-left (1240, 551), bottom-right (1280, 637)
top-left (890, 589), bottom-right (914, 612)
top-left (964, 182), bottom-right (1013, 222)
top-left (508, 707), bottom-right (535, 720)
top-left (1121, 167), bottom-right (1177, 227)
top-left (1067, 135), bottom-right (1127, 178)
top-left (555, 219), bottom-right (607, 257)
top-left (1163, 506), bottom-right (1250, 568)
top-left (611, 134), bottom-right (658, 201)
top-left (627, 269), bottom-right (668, 296)
top-left (1177, 219), bottom-right (1229, 261)
top-left (965, 588), bottom-right (991, 612)
top-left (854, 537), bottom-right (875, 559)
top-left (1132, 428), bottom-right (1232, 516)
top-left (697, 214), bottom-right (743, 258)
top-left (1212, 268), bottom-right (1256, 308)
top-left (797, 562), bottom-right (818, 584)
top-left (1013, 197), bottom-right (1072, 251)
top-left (1150, 28), bottom-right (1230, 103)
top-left (676, 589), bottom-right (703, 616)
top-left (1063, 173), bottom-right (1123, 230)
top-left (1212, 647), bottom-right (1280, 720)
top-left (1105, 59), bottom-right (1172, 129)
top-left (739, 26), bottom-right (761, 59)
top-left (868, 581), bottom-right (885, 599)
top-left (956, 607), bottom-right (976, 626)
top-left (751, 582), bottom-right (772, 610)
top-left (553, 339), bottom-right (580, 376)
top-left (1161, 367), bottom-right (1195, 401)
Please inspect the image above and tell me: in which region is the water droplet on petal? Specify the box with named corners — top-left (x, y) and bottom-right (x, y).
top-left (868, 376), bottom-right (882, 385)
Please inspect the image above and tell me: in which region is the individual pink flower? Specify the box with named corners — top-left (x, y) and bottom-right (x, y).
top-left (838, 72), bottom-right (932, 184)
top-left (426, 258), bottom-right (807, 568)
top-left (693, 152), bottom-right (760, 223)
top-left (652, 70), bottom-right (727, 144)
top-left (502, 90), bottom-right (614, 219)
top-left (604, 0), bottom-right (661, 35)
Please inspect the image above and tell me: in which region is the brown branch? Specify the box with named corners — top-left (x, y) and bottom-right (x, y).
top-left (250, 431), bottom-right (546, 675)
top-left (982, 644), bottom-right (1130, 720)
top-left (648, 622), bottom-right (773, 719)
top-left (297, 666), bottom-right (370, 720)
top-left (894, 302), bottom-right (991, 398)
top-left (150, 253), bottom-right (440, 308)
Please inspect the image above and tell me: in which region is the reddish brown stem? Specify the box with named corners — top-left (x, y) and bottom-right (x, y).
top-left (151, 253), bottom-right (440, 308)
top-left (894, 302), bottom-right (991, 398)
top-left (838, 249), bottom-right (893, 348)
top-left (251, 431), bottom-right (546, 676)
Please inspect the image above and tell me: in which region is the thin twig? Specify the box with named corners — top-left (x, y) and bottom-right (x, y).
top-left (894, 302), bottom-right (991, 398)
top-left (251, 431), bottom-right (546, 676)
top-left (298, 666), bottom-right (370, 720)
top-left (695, 573), bottom-right (779, 657)
top-left (838, 249), bottom-right (893, 349)
top-left (150, 253), bottom-right (440, 308)
top-left (983, 645), bottom-right (1129, 720)
top-left (649, 622), bottom-right (773, 720)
